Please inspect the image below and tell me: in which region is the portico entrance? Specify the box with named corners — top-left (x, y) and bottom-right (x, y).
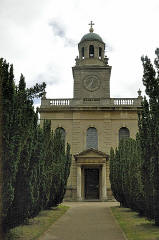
top-left (74, 148), bottom-right (109, 201)
top-left (85, 168), bottom-right (99, 199)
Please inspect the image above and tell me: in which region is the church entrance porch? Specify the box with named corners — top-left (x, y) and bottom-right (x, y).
top-left (74, 148), bottom-right (108, 201)
top-left (84, 168), bottom-right (99, 200)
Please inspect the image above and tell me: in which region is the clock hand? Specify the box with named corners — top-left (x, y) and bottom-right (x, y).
top-left (88, 79), bottom-right (93, 88)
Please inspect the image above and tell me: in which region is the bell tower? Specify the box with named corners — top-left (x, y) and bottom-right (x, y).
top-left (72, 22), bottom-right (112, 99)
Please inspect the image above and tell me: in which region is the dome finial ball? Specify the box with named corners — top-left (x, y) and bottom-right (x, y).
top-left (89, 21), bottom-right (94, 32)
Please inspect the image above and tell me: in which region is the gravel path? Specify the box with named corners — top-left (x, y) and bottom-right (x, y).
top-left (38, 201), bottom-right (127, 240)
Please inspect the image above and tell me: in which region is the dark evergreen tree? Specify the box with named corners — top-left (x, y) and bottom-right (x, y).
top-left (109, 147), bottom-right (118, 201)
top-left (110, 49), bottom-right (159, 225)
top-left (47, 130), bottom-right (71, 207)
top-left (6, 74), bottom-right (38, 227)
top-left (129, 134), bottom-right (145, 214)
top-left (110, 146), bottom-right (126, 206)
top-left (1, 60), bottom-right (21, 229)
top-left (39, 120), bottom-right (54, 209)
top-left (109, 137), bottom-right (144, 214)
top-left (1, 58), bottom-right (71, 231)
top-left (138, 98), bottom-right (154, 219)
top-left (0, 59), bottom-right (4, 239)
top-left (139, 49), bottom-right (159, 225)
top-left (29, 124), bottom-right (44, 217)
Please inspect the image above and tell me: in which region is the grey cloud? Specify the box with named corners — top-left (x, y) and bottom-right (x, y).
top-left (34, 72), bottom-right (59, 87)
top-left (49, 21), bottom-right (66, 38)
top-left (64, 39), bottom-right (76, 47)
top-left (49, 20), bottom-right (76, 47)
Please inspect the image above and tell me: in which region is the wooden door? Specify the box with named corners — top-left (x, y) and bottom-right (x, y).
top-left (85, 169), bottom-right (99, 199)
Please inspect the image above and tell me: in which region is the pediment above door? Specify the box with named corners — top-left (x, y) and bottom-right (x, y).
top-left (74, 148), bottom-right (109, 164)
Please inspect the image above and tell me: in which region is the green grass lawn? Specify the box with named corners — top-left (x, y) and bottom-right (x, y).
top-left (6, 205), bottom-right (69, 240)
top-left (111, 206), bottom-right (159, 240)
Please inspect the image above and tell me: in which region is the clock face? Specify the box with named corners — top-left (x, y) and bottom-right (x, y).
top-left (83, 76), bottom-right (100, 91)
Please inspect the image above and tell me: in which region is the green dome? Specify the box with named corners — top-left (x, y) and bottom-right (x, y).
top-left (80, 32), bottom-right (104, 43)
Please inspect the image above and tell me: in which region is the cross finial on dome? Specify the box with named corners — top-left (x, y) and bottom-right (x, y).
top-left (89, 21), bottom-right (94, 32)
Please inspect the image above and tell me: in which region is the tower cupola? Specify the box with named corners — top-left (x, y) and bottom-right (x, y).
top-left (73, 22), bottom-right (111, 99)
top-left (76, 21), bottom-right (108, 66)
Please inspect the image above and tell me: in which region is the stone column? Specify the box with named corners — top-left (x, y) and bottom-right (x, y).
top-left (101, 47), bottom-right (104, 60)
top-left (77, 165), bottom-right (82, 201)
top-left (85, 46), bottom-right (89, 59)
top-left (79, 47), bottom-right (82, 60)
top-left (101, 163), bottom-right (107, 201)
top-left (94, 46), bottom-right (98, 59)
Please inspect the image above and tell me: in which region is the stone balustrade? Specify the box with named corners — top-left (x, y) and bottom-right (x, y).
top-left (41, 98), bottom-right (72, 107)
top-left (40, 97), bottom-right (142, 108)
top-left (50, 98), bottom-right (71, 105)
top-left (113, 98), bottom-right (135, 105)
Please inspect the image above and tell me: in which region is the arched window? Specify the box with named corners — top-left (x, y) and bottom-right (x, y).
top-left (55, 127), bottom-right (66, 142)
top-left (82, 47), bottom-right (84, 59)
top-left (86, 127), bottom-right (98, 149)
top-left (89, 45), bottom-right (94, 58)
top-left (119, 127), bottom-right (130, 141)
top-left (99, 47), bottom-right (102, 59)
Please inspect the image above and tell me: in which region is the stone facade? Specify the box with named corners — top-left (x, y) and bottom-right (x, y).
top-left (39, 24), bottom-right (142, 201)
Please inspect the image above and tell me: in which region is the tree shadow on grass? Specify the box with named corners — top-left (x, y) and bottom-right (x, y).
top-left (135, 222), bottom-right (159, 236)
top-left (118, 207), bottom-right (134, 213)
top-left (122, 208), bottom-right (132, 212)
top-left (112, 206), bottom-right (132, 212)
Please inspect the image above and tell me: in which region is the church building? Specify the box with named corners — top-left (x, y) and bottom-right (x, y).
top-left (39, 22), bottom-right (142, 201)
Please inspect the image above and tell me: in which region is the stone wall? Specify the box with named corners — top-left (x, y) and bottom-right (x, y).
top-left (40, 107), bottom-right (139, 200)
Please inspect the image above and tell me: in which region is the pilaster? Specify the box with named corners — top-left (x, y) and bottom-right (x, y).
top-left (101, 163), bottom-right (107, 201)
top-left (77, 164), bottom-right (82, 201)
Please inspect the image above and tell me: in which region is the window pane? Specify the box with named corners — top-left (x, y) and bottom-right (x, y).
top-left (119, 127), bottom-right (130, 141)
top-left (86, 127), bottom-right (98, 149)
top-left (55, 127), bottom-right (65, 142)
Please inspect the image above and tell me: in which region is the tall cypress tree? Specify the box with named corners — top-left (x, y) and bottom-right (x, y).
top-left (138, 98), bottom-right (154, 219)
top-left (1, 58), bottom-right (72, 231)
top-left (1, 61), bottom-right (47, 230)
top-left (140, 49), bottom-right (159, 225)
top-left (109, 137), bottom-right (144, 214)
top-left (1, 60), bottom-right (19, 229)
top-left (47, 129), bottom-right (71, 208)
top-left (29, 124), bottom-right (43, 217)
top-left (0, 59), bottom-right (4, 239)
top-left (7, 74), bottom-right (36, 227)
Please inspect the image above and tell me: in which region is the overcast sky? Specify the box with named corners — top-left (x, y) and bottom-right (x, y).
top-left (0, 0), bottom-right (159, 105)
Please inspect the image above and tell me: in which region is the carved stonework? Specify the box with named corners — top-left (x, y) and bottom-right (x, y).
top-left (83, 75), bottom-right (100, 92)
top-left (39, 25), bottom-right (142, 201)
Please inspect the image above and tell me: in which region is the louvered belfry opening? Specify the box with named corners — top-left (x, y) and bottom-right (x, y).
top-left (89, 45), bottom-right (94, 58)
top-left (82, 47), bottom-right (84, 59)
top-left (99, 47), bottom-right (102, 59)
